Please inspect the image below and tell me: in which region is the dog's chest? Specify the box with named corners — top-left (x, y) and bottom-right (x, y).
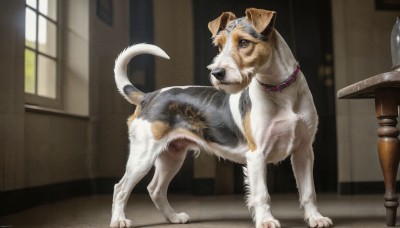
top-left (258, 106), bottom-right (299, 140)
top-left (237, 94), bottom-right (305, 162)
top-left (262, 115), bottom-right (299, 163)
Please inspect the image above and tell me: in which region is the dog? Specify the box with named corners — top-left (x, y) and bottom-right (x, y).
top-left (110, 8), bottom-right (332, 228)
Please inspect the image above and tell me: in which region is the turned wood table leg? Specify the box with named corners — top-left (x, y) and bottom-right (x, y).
top-left (375, 88), bottom-right (400, 227)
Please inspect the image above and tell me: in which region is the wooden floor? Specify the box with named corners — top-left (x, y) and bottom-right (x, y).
top-left (0, 193), bottom-right (396, 227)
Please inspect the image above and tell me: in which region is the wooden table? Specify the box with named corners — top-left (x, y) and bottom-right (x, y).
top-left (337, 70), bottom-right (400, 227)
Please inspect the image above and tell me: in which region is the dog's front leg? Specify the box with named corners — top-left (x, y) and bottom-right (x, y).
top-left (291, 146), bottom-right (332, 228)
top-left (246, 151), bottom-right (280, 228)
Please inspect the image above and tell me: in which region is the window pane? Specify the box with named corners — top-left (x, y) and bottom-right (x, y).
top-left (37, 55), bottom-right (56, 98)
top-left (25, 49), bottom-right (36, 94)
top-left (26, 0), bottom-right (37, 9)
top-left (39, 0), bottom-right (57, 21)
top-left (25, 8), bottom-right (37, 49)
top-left (38, 15), bottom-right (57, 57)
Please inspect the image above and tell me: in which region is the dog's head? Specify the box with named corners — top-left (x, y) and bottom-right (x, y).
top-left (207, 8), bottom-right (276, 93)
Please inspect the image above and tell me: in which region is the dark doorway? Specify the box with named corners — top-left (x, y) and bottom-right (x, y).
top-left (128, 0), bottom-right (193, 193)
top-left (193, 0), bottom-right (337, 193)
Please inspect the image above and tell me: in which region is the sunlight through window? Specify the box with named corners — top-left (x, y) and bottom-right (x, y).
top-left (25, 0), bottom-right (58, 101)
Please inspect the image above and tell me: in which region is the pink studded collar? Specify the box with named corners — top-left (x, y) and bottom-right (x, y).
top-left (257, 64), bottom-right (300, 92)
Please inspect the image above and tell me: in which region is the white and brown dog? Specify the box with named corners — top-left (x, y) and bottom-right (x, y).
top-left (111, 8), bottom-right (332, 228)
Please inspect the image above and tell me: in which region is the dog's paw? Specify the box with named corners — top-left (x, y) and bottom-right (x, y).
top-left (168, 212), bottom-right (190, 224)
top-left (307, 216), bottom-right (332, 228)
top-left (110, 219), bottom-right (133, 228)
top-left (261, 218), bottom-right (281, 228)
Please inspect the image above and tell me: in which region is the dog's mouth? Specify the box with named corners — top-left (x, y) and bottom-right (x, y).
top-left (214, 81), bottom-right (246, 94)
top-left (219, 81), bottom-right (239, 85)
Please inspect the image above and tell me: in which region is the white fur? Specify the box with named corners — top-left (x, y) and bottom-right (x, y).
top-left (160, 85), bottom-right (207, 93)
top-left (111, 30), bottom-right (332, 228)
top-left (114, 44), bottom-right (169, 104)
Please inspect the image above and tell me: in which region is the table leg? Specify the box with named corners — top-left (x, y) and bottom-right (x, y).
top-left (375, 88), bottom-right (400, 227)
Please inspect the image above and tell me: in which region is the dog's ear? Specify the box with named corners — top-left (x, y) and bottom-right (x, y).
top-left (245, 8), bottom-right (276, 37)
top-left (208, 12), bottom-right (236, 36)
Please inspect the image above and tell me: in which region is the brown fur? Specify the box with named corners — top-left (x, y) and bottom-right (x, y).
top-left (153, 125), bottom-right (202, 148)
top-left (169, 102), bottom-right (208, 137)
top-left (230, 27), bottom-right (272, 70)
top-left (213, 31), bottom-right (227, 51)
top-left (174, 128), bottom-right (203, 145)
top-left (128, 91), bottom-right (145, 105)
top-left (127, 105), bottom-right (142, 127)
top-left (208, 12), bottom-right (236, 36)
top-left (168, 101), bottom-right (179, 111)
top-left (245, 8), bottom-right (276, 35)
top-left (243, 111), bottom-right (257, 151)
top-left (151, 103), bottom-right (208, 140)
top-left (151, 121), bottom-right (171, 140)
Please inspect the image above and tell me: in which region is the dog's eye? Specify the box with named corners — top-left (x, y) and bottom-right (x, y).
top-left (218, 44), bottom-right (223, 52)
top-left (239, 39), bottom-right (250, 48)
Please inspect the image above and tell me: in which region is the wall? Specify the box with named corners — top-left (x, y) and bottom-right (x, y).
top-left (89, 0), bottom-right (131, 179)
top-left (0, 0), bottom-right (26, 191)
top-left (24, 112), bottom-right (90, 187)
top-left (0, 0), bottom-right (93, 192)
top-left (0, 0), bottom-right (131, 192)
top-left (63, 0), bottom-right (90, 116)
top-left (23, 0), bottom-right (93, 188)
top-left (153, 0), bottom-right (194, 88)
top-left (333, 0), bottom-right (400, 189)
top-left (0, 1), bottom-right (133, 215)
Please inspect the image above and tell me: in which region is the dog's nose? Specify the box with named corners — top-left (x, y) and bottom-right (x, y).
top-left (211, 68), bottom-right (226, 81)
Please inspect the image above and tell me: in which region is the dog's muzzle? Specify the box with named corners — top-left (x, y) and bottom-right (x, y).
top-left (211, 67), bottom-right (226, 81)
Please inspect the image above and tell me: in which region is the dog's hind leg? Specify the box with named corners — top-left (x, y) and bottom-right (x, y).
top-left (110, 140), bottom-right (160, 228)
top-left (291, 144), bottom-right (332, 228)
top-left (147, 146), bottom-right (190, 224)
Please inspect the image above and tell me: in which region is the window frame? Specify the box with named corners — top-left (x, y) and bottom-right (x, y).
top-left (25, 0), bottom-right (63, 109)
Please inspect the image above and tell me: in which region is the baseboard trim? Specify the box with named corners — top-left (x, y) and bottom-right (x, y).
top-left (339, 181), bottom-right (400, 195)
top-left (0, 175), bottom-right (196, 217)
top-left (0, 179), bottom-right (94, 216)
top-left (0, 178), bottom-right (121, 217)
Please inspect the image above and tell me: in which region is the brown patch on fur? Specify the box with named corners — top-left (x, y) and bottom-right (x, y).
top-left (127, 105), bottom-right (142, 127)
top-left (182, 105), bottom-right (208, 136)
top-left (243, 111), bottom-right (257, 151)
top-left (169, 101), bottom-right (179, 111)
top-left (213, 32), bottom-right (227, 51)
top-left (151, 121), bottom-right (171, 140)
top-left (128, 91), bottom-right (144, 105)
top-left (231, 27), bottom-right (273, 70)
top-left (168, 102), bottom-right (208, 137)
top-left (179, 105), bottom-right (207, 135)
top-left (184, 105), bottom-right (196, 118)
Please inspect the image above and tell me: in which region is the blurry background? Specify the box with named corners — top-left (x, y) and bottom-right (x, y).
top-left (0, 0), bottom-right (399, 216)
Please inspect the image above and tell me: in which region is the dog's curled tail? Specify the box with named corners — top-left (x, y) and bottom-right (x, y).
top-left (114, 43), bottom-right (170, 105)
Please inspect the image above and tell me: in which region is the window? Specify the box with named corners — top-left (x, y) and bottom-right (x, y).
top-left (25, 0), bottom-right (59, 107)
